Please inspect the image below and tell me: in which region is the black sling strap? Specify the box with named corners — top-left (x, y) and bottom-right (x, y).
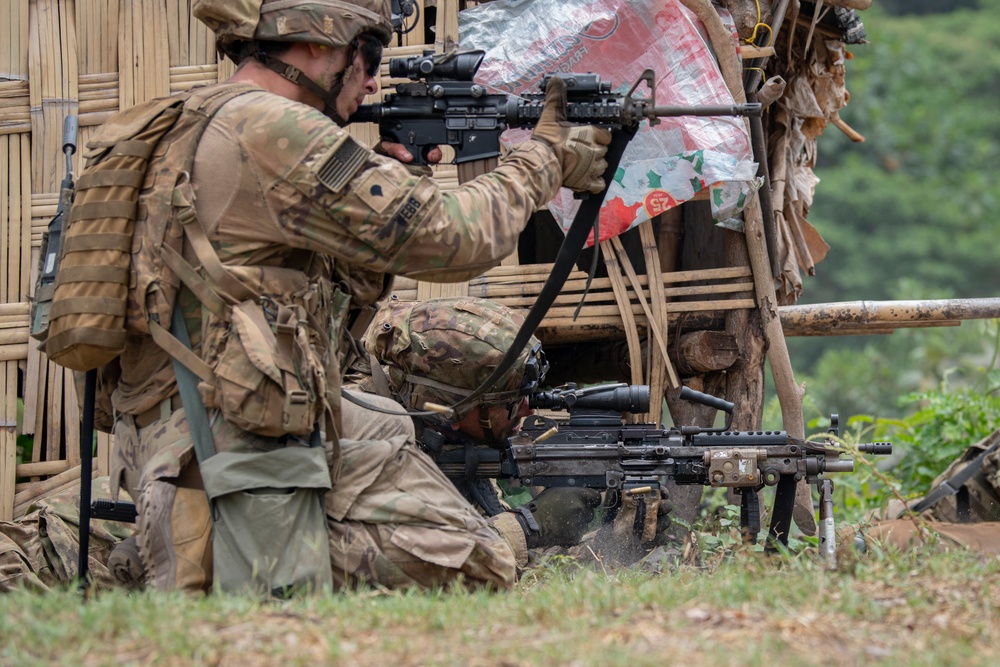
top-left (449, 126), bottom-right (638, 417)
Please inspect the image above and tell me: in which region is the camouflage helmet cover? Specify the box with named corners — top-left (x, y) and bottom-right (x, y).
top-left (194, 0), bottom-right (393, 61)
top-left (365, 297), bottom-right (545, 423)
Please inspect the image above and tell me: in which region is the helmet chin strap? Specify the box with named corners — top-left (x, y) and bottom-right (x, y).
top-left (477, 408), bottom-right (506, 448)
top-left (253, 50), bottom-right (350, 125)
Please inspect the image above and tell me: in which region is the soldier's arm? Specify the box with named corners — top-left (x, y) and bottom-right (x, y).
top-left (198, 93), bottom-right (560, 279)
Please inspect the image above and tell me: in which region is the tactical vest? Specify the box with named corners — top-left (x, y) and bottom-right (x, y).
top-left (47, 83), bottom-right (337, 438)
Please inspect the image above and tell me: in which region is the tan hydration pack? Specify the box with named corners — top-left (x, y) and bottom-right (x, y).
top-left (40, 84), bottom-right (256, 372)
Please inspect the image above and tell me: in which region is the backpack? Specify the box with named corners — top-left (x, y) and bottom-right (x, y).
top-left (39, 84), bottom-right (257, 371)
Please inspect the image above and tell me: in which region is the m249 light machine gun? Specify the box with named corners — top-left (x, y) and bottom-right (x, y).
top-left (434, 384), bottom-right (891, 566)
top-left (349, 50), bottom-right (763, 165)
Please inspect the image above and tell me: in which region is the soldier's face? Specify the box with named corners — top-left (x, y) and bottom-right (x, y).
top-left (456, 397), bottom-right (533, 442)
top-left (321, 43), bottom-right (379, 120)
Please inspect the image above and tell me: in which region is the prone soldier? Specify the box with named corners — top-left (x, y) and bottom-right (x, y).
top-left (355, 296), bottom-right (674, 569)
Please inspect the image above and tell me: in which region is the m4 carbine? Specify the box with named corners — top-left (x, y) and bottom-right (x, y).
top-left (349, 50), bottom-right (762, 165)
top-left (433, 383), bottom-right (891, 564)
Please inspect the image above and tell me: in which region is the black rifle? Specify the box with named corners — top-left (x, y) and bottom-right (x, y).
top-left (433, 384), bottom-right (891, 564)
top-left (349, 50), bottom-right (762, 165)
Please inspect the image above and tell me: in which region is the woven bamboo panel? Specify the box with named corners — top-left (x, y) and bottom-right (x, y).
top-left (391, 264), bottom-right (756, 343)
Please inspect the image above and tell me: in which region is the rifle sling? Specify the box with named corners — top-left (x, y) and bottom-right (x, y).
top-left (77, 369), bottom-right (97, 594)
top-left (451, 126), bottom-right (638, 415)
top-left (168, 306), bottom-right (217, 463)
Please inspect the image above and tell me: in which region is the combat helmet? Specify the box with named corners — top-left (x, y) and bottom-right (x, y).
top-left (193, 0), bottom-right (392, 123)
top-left (194, 0), bottom-right (393, 61)
top-left (364, 297), bottom-right (548, 428)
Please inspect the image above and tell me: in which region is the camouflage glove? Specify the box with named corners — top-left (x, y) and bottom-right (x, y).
top-left (531, 76), bottom-right (612, 194)
top-left (516, 487), bottom-right (602, 548)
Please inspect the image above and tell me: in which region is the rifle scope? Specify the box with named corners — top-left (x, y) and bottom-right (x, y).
top-left (389, 50), bottom-right (485, 81)
top-left (530, 383), bottom-right (650, 414)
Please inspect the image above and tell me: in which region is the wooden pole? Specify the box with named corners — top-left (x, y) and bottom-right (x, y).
top-left (779, 298), bottom-right (1000, 336)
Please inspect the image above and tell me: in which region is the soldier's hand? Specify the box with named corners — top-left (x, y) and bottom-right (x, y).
top-left (521, 487), bottom-right (601, 548)
top-left (531, 76), bottom-right (612, 194)
top-left (379, 141), bottom-right (442, 165)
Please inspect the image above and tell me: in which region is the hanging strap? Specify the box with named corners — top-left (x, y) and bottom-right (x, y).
top-left (449, 126), bottom-right (638, 417)
top-left (169, 305), bottom-right (217, 463)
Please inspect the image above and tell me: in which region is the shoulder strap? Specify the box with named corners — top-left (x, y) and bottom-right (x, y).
top-left (147, 84), bottom-right (261, 381)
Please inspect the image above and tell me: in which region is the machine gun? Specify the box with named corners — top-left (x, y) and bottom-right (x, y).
top-left (433, 383), bottom-right (891, 565)
top-left (349, 50), bottom-right (762, 165)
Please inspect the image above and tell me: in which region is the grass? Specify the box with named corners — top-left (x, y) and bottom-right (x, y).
top-left (2, 541), bottom-right (998, 667)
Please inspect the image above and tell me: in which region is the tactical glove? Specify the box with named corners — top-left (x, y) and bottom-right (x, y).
top-left (591, 488), bottom-right (674, 565)
top-left (531, 76), bottom-right (613, 194)
top-left (516, 487), bottom-right (602, 548)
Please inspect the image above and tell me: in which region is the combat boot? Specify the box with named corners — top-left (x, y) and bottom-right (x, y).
top-left (107, 535), bottom-right (145, 590)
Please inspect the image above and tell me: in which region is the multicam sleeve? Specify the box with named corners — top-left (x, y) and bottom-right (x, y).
top-left (238, 96), bottom-right (561, 279)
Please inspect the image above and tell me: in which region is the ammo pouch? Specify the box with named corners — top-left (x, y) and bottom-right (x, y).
top-left (213, 300), bottom-right (323, 438)
top-left (199, 444), bottom-right (333, 596)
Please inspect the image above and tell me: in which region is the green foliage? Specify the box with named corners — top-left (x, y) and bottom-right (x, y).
top-left (813, 356), bottom-right (1000, 519)
top-left (791, 316), bottom-right (1000, 420)
top-left (884, 373), bottom-right (1000, 496)
top-left (805, 0), bottom-right (1000, 303)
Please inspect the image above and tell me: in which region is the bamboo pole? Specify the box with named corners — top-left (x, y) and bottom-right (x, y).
top-left (611, 235), bottom-right (679, 390)
top-left (12, 464), bottom-right (100, 519)
top-left (601, 240), bottom-right (645, 391)
top-left (0, 135), bottom-right (9, 303)
top-left (46, 361), bottom-right (63, 463)
top-left (15, 459), bottom-right (70, 477)
top-left (1, 362), bottom-right (14, 521)
top-left (640, 227), bottom-right (667, 425)
top-left (779, 299), bottom-right (1000, 335)
top-left (476, 263), bottom-right (752, 282)
top-left (64, 368), bottom-right (81, 467)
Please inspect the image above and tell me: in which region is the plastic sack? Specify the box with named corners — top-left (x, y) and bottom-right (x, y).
top-left (459, 0), bottom-right (759, 241)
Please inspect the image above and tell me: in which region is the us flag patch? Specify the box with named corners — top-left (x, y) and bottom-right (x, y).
top-left (317, 137), bottom-right (367, 193)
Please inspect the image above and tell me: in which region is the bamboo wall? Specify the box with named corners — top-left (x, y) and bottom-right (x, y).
top-left (0, 0), bottom-right (465, 521)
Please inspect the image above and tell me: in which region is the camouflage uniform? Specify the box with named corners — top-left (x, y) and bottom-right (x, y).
top-left (107, 1), bottom-right (566, 593)
top-left (330, 392), bottom-right (516, 589)
top-left (0, 478), bottom-right (133, 593)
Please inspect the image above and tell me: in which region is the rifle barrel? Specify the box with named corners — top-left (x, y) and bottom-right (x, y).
top-left (650, 103), bottom-right (762, 118)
